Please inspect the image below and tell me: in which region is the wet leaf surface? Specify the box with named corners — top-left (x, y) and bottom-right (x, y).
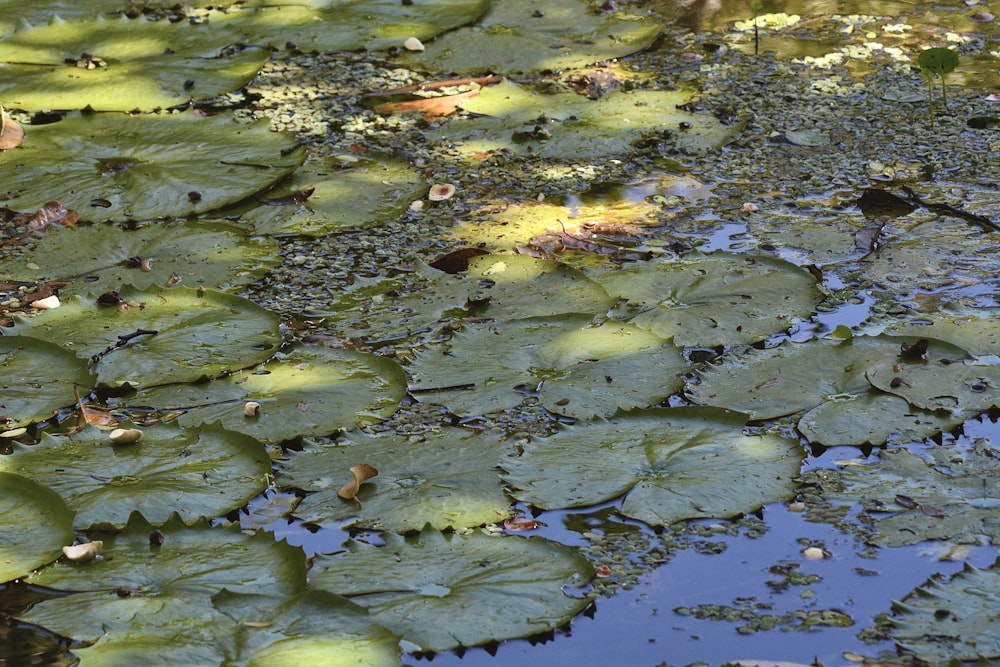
top-left (0, 335), bottom-right (96, 428)
top-left (0, 473), bottom-right (75, 583)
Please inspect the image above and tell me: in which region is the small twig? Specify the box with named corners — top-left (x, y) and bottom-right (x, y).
top-left (900, 186), bottom-right (1000, 233)
top-left (90, 328), bottom-right (158, 365)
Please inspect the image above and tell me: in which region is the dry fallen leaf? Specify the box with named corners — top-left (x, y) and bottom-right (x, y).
top-left (0, 110), bottom-right (25, 150)
top-left (337, 463), bottom-right (379, 507)
top-left (72, 385), bottom-right (119, 432)
top-left (15, 201), bottom-right (79, 233)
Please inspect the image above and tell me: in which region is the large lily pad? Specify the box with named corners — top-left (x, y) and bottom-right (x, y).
top-left (4, 286), bottom-right (282, 389)
top-left (0, 423), bottom-right (271, 530)
top-left (0, 335), bottom-right (96, 428)
top-left (1, 220), bottom-right (279, 294)
top-left (801, 442), bottom-right (1000, 548)
top-left (408, 315), bottom-right (687, 417)
top-left (502, 407), bottom-right (803, 527)
top-left (278, 429), bottom-right (514, 531)
top-left (3, 112), bottom-right (305, 222)
top-left (890, 561), bottom-right (1000, 664)
top-left (400, 0), bottom-right (661, 74)
top-left (868, 349), bottom-right (1000, 416)
top-left (309, 526), bottom-right (593, 652)
top-left (122, 343), bottom-right (407, 444)
top-left (0, 473), bottom-right (75, 583)
top-left (0, 14), bottom-right (268, 111)
top-left (594, 252), bottom-right (823, 347)
top-left (430, 79), bottom-right (744, 159)
top-left (235, 155), bottom-right (426, 236)
top-left (877, 309), bottom-right (1000, 357)
top-left (234, 0), bottom-right (490, 52)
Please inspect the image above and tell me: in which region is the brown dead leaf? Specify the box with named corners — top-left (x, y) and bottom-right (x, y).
top-left (14, 201), bottom-right (79, 233)
top-left (429, 247), bottom-right (489, 274)
top-left (337, 463), bottom-right (379, 507)
top-left (71, 386), bottom-right (119, 433)
top-left (374, 90), bottom-right (480, 120)
top-left (0, 111), bottom-right (25, 150)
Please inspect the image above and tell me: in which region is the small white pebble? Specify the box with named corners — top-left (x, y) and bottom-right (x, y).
top-left (788, 501), bottom-right (806, 512)
top-left (404, 37), bottom-right (425, 51)
top-left (30, 295), bottom-right (61, 310)
top-left (803, 546), bottom-right (825, 560)
top-left (62, 541), bottom-right (103, 562)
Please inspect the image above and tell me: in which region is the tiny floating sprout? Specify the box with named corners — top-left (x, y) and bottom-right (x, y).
top-left (428, 183), bottom-right (457, 201)
top-left (917, 47), bottom-right (959, 114)
top-left (62, 541), bottom-right (103, 562)
top-left (109, 428), bottom-right (142, 445)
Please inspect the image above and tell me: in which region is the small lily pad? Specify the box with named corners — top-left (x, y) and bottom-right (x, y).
top-left (4, 112), bottom-right (304, 222)
top-left (0, 423), bottom-right (271, 530)
top-left (278, 429), bottom-right (514, 531)
top-left (309, 526), bottom-right (593, 652)
top-left (503, 407), bottom-right (803, 527)
top-left (0, 473), bottom-right (75, 583)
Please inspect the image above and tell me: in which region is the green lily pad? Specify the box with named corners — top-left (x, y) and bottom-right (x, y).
top-left (594, 252), bottom-right (822, 347)
top-left (801, 441), bottom-right (1000, 547)
top-left (430, 79), bottom-right (744, 159)
top-left (235, 155), bottom-right (426, 236)
top-left (0, 14), bottom-right (268, 112)
top-left (123, 343), bottom-right (407, 444)
top-left (877, 310), bottom-right (1000, 357)
top-left (0, 423), bottom-right (271, 530)
top-left (19, 513), bottom-right (307, 656)
top-left (408, 316), bottom-right (686, 417)
top-left (234, 0), bottom-right (490, 52)
top-left (309, 526), bottom-right (593, 652)
top-left (400, 0), bottom-right (660, 74)
top-left (28, 511), bottom-right (306, 595)
top-left (868, 350), bottom-right (1000, 415)
top-left (797, 391), bottom-right (961, 447)
top-left (4, 286), bottom-right (282, 389)
top-left (3, 112), bottom-right (304, 223)
top-left (503, 407), bottom-right (803, 527)
top-left (890, 561), bottom-right (1000, 664)
top-left (0, 335), bottom-right (96, 428)
top-left (278, 429), bottom-right (514, 531)
top-left (688, 335), bottom-right (967, 420)
top-left (1, 220), bottom-right (279, 294)
top-left (215, 590), bottom-right (402, 667)
top-left (0, 473), bottom-right (75, 583)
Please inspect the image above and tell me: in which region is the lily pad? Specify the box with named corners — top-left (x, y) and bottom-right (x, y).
top-left (5, 286), bottom-right (282, 389)
top-left (0, 473), bottom-right (75, 583)
top-left (215, 590), bottom-right (402, 667)
top-left (877, 310), bottom-right (1000, 357)
top-left (890, 561), bottom-right (1000, 664)
top-left (0, 335), bottom-right (96, 428)
top-left (400, 0), bottom-right (660, 74)
top-left (3, 112), bottom-right (305, 222)
top-left (123, 342), bottom-right (407, 444)
top-left (309, 526), bottom-right (593, 652)
top-left (278, 429), bottom-right (514, 531)
top-left (688, 335), bottom-right (967, 420)
top-left (868, 350), bottom-right (1000, 415)
top-left (502, 407), bottom-right (803, 527)
top-left (234, 0), bottom-right (490, 52)
top-left (235, 155), bottom-right (426, 236)
top-left (801, 441), bottom-right (1000, 547)
top-left (0, 423), bottom-right (271, 530)
top-left (430, 79), bottom-right (745, 159)
top-left (1, 220), bottom-right (279, 294)
top-left (0, 14), bottom-right (268, 111)
top-left (594, 252), bottom-right (822, 347)
top-left (408, 315), bottom-right (687, 417)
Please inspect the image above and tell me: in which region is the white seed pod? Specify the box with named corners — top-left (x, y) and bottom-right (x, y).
top-left (803, 546), bottom-right (826, 560)
top-left (428, 183), bottom-right (456, 201)
top-left (403, 36), bottom-right (425, 51)
top-left (62, 541), bottom-right (103, 562)
top-left (109, 428), bottom-right (142, 445)
top-left (244, 401), bottom-right (261, 417)
top-left (30, 295), bottom-right (61, 310)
